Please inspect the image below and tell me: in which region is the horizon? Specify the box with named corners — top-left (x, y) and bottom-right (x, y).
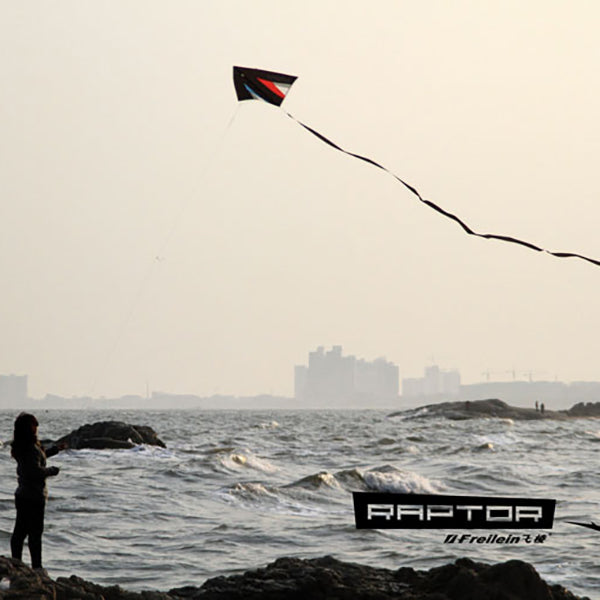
top-left (7, 371), bottom-right (600, 412)
top-left (5, 362), bottom-right (600, 403)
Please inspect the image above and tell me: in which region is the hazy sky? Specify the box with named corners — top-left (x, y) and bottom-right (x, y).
top-left (2, 2), bottom-right (600, 399)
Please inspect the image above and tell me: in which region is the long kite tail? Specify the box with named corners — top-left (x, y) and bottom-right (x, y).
top-left (285, 112), bottom-right (600, 269)
top-left (567, 521), bottom-right (600, 532)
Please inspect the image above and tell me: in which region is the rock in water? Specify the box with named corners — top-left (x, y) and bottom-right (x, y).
top-left (566, 402), bottom-right (600, 417)
top-left (390, 399), bottom-right (566, 421)
top-left (55, 421), bottom-right (166, 450)
top-left (390, 399), bottom-right (600, 421)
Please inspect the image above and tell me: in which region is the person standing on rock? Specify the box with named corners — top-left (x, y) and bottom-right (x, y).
top-left (10, 413), bottom-right (66, 571)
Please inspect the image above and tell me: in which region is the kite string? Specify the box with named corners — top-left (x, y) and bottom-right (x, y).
top-left (157, 103), bottom-right (242, 261)
top-left (284, 111), bottom-right (600, 268)
top-left (88, 104), bottom-right (242, 397)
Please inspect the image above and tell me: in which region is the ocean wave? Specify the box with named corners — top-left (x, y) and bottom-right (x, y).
top-left (473, 442), bottom-right (495, 452)
top-left (283, 471), bottom-right (344, 491)
top-left (375, 437), bottom-right (396, 446)
top-left (226, 481), bottom-right (280, 500)
top-left (472, 431), bottom-right (517, 448)
top-left (57, 445), bottom-right (174, 462)
top-left (219, 481), bottom-right (333, 516)
top-left (284, 465), bottom-right (440, 495)
top-left (583, 430), bottom-right (600, 442)
top-left (361, 465), bottom-right (440, 494)
top-left (220, 464), bottom-right (441, 516)
top-left (256, 421), bottom-right (280, 430)
top-left (209, 448), bottom-right (278, 474)
top-left (334, 468), bottom-right (369, 490)
top-left (389, 407), bottom-right (430, 420)
top-left (1, 409), bottom-right (594, 597)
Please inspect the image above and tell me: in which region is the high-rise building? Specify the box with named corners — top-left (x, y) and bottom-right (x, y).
top-left (295, 346), bottom-right (399, 402)
top-left (402, 366), bottom-right (461, 398)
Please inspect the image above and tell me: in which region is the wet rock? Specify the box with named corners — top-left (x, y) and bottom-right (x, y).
top-left (54, 421), bottom-right (166, 450)
top-left (566, 402), bottom-right (600, 417)
top-left (0, 555), bottom-right (588, 600)
top-left (169, 555), bottom-right (589, 600)
top-left (390, 399), bottom-right (571, 421)
top-left (0, 556), bottom-right (171, 599)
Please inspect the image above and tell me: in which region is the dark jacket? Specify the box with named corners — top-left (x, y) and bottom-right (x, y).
top-left (14, 443), bottom-right (59, 500)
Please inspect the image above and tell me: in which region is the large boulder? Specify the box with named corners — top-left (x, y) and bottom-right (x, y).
top-left (0, 555), bottom-right (170, 599)
top-left (54, 421), bottom-right (166, 450)
top-left (171, 556), bottom-right (588, 600)
top-left (0, 555), bottom-right (587, 600)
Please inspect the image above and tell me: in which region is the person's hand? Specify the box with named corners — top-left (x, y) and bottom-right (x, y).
top-left (48, 466), bottom-right (60, 476)
top-left (57, 441), bottom-right (69, 451)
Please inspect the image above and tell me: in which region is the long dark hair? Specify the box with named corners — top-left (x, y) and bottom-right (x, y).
top-left (10, 412), bottom-right (39, 459)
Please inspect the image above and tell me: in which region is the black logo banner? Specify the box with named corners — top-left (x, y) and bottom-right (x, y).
top-left (353, 493), bottom-right (555, 529)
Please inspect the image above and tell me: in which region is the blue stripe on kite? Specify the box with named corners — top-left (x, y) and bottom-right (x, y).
top-left (244, 83), bottom-right (266, 102)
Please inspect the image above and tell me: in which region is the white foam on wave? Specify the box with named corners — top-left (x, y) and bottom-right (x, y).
top-left (257, 421), bottom-right (280, 430)
top-left (227, 481), bottom-right (278, 499)
top-left (473, 442), bottom-right (495, 452)
top-left (285, 465), bottom-right (440, 495)
top-left (362, 465), bottom-right (440, 494)
top-left (389, 407), bottom-right (429, 420)
top-left (284, 471), bottom-right (344, 491)
top-left (472, 431), bottom-right (516, 448)
top-left (216, 449), bottom-right (277, 474)
top-left (58, 445), bottom-right (176, 466)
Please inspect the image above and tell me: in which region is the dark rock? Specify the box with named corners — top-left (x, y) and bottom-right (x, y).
top-left (169, 555), bottom-right (589, 600)
top-left (389, 399), bottom-right (588, 421)
top-left (0, 556), bottom-right (171, 599)
top-left (54, 421), bottom-right (166, 450)
top-left (0, 555), bottom-right (588, 600)
top-left (566, 402), bottom-right (600, 417)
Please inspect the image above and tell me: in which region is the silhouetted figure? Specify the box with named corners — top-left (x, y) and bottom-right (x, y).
top-left (535, 401), bottom-right (539, 412)
top-left (10, 413), bottom-right (66, 570)
top-left (540, 403), bottom-right (545, 414)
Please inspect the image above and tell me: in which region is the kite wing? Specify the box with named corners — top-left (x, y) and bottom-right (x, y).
top-left (233, 66), bottom-right (297, 107)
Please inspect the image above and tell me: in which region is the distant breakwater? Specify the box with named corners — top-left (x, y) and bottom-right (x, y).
top-left (389, 398), bottom-right (600, 420)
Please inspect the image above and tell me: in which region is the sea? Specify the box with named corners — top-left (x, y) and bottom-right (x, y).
top-left (0, 409), bottom-right (599, 598)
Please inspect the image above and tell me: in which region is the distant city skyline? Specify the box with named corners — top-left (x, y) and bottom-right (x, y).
top-left (0, 352), bottom-right (597, 407)
top-left (295, 345), bottom-right (399, 403)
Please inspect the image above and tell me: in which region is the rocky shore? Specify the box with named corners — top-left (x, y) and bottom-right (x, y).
top-left (390, 398), bottom-right (600, 421)
top-left (43, 421), bottom-right (167, 451)
top-left (0, 555), bottom-right (588, 600)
